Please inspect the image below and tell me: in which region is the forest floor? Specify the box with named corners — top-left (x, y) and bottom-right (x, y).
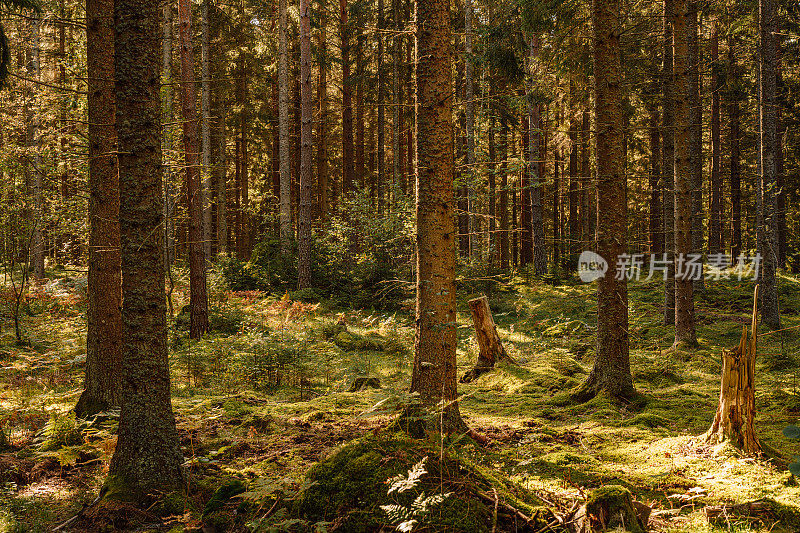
top-left (1, 266), bottom-right (800, 532)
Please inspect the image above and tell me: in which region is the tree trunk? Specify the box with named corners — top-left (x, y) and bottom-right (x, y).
top-left (108, 0), bottom-right (184, 501)
top-left (391, 0), bottom-right (400, 202)
top-left (460, 296), bottom-right (514, 383)
top-left (648, 104), bottom-right (662, 256)
top-left (214, 82), bottom-right (228, 255)
top-left (355, 26), bottom-right (365, 190)
top-left (178, 0), bottom-right (209, 339)
top-left (376, 0), bottom-right (385, 213)
top-left (708, 21), bottom-right (722, 257)
top-left (568, 82), bottom-right (579, 268)
top-left (27, 17), bottom-right (44, 280)
top-left (464, 0), bottom-right (475, 257)
top-left (76, 0), bottom-right (121, 418)
top-left (340, 0), bottom-right (354, 197)
top-left (577, 0), bottom-right (634, 401)
top-left (553, 142), bottom-right (561, 268)
top-left (758, 0), bottom-right (780, 329)
top-left (201, 0), bottom-right (212, 261)
top-left (672, 0), bottom-right (696, 346)
top-left (705, 286), bottom-right (761, 455)
top-left (688, 2), bottom-right (704, 291)
top-left (316, 23), bottom-right (328, 221)
top-left (662, 0), bottom-right (675, 326)
top-left (487, 115), bottom-right (497, 267)
top-left (278, 0), bottom-right (291, 251)
top-left (403, 0), bottom-right (465, 435)
top-left (727, 36), bottom-right (741, 261)
top-left (520, 119), bottom-right (532, 266)
top-left (297, 0), bottom-right (313, 289)
top-left (499, 118), bottom-right (509, 270)
top-left (162, 1), bottom-right (176, 268)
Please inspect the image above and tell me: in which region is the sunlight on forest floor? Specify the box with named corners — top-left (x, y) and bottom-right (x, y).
top-left (1, 268), bottom-right (799, 531)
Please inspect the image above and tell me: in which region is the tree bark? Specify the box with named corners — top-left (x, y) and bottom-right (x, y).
top-left (688, 2), bottom-right (704, 291)
top-left (108, 0), bottom-right (184, 501)
top-left (201, 0), bottom-right (212, 261)
top-left (404, 0), bottom-right (465, 435)
top-left (758, 0), bottom-right (780, 329)
top-left (648, 104), bottom-right (662, 256)
top-left (297, 0), bottom-right (313, 289)
top-left (705, 286), bottom-right (761, 455)
top-left (278, 0), bottom-right (291, 251)
top-left (662, 0), bottom-right (676, 326)
top-left (76, 0), bottom-right (121, 418)
top-left (178, 0), bottom-right (209, 338)
top-left (568, 82), bottom-right (579, 268)
top-left (162, 1), bottom-right (176, 268)
top-left (499, 118), bottom-right (509, 270)
top-left (727, 36), bottom-right (741, 261)
top-left (672, 0), bottom-right (696, 345)
top-left (464, 0), bottom-right (475, 257)
top-left (376, 0), bottom-right (385, 213)
top-left (355, 24), bottom-right (365, 190)
top-left (340, 0), bottom-right (354, 197)
top-left (460, 296), bottom-right (514, 383)
top-left (708, 21), bottom-right (722, 257)
top-left (578, 0), bottom-right (635, 401)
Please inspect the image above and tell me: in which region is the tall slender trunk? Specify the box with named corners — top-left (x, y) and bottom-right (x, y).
top-left (201, 0), bottom-right (212, 261)
top-left (688, 1), bottom-right (704, 291)
top-left (759, 0), bottom-right (780, 329)
top-left (580, 103), bottom-right (590, 249)
top-left (662, 0), bottom-right (676, 325)
top-left (553, 133), bottom-right (561, 267)
top-left (27, 17), bottom-right (44, 280)
top-left (355, 26), bottom-right (365, 190)
top-left (108, 0), bottom-right (184, 501)
top-left (317, 23), bottom-right (328, 221)
top-left (520, 118), bottom-right (532, 266)
top-left (776, 51), bottom-right (786, 268)
top-left (672, 0), bottom-right (696, 345)
top-left (340, 0), bottom-right (354, 197)
top-left (709, 21), bottom-right (722, 256)
top-left (648, 103), bottom-right (662, 255)
top-left (376, 0), bottom-right (385, 213)
top-left (487, 115), bottom-right (496, 267)
top-left (178, 0), bottom-right (209, 338)
top-left (76, 0), bottom-right (121, 418)
top-left (579, 0), bottom-right (634, 400)
top-left (297, 0), bottom-right (313, 288)
top-left (568, 81), bottom-right (579, 267)
top-left (278, 0), bottom-right (291, 250)
top-left (728, 36), bottom-right (741, 261)
top-left (405, 0), bottom-right (465, 434)
top-left (162, 2), bottom-right (176, 267)
top-left (391, 0), bottom-right (400, 201)
top-left (215, 95), bottom-right (228, 255)
top-left (499, 118), bottom-right (509, 269)
top-left (464, 0), bottom-right (475, 257)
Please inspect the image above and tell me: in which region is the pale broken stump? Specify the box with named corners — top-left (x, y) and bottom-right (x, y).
top-left (704, 285), bottom-right (761, 455)
top-left (461, 296), bottom-right (516, 383)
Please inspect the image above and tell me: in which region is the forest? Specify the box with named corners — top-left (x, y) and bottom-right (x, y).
top-left (0, 0), bottom-right (799, 530)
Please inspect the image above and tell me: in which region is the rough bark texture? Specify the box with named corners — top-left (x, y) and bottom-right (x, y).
top-left (708, 22), bottom-right (722, 256)
top-left (404, 0), bottom-right (465, 435)
top-left (376, 0), bottom-right (385, 213)
top-left (297, 0), bottom-right (313, 288)
top-left (758, 0), bottom-right (780, 330)
top-left (464, 0), bottom-right (474, 257)
top-left (77, 0), bottom-right (121, 418)
top-left (200, 0), bottom-right (212, 261)
top-left (578, 0), bottom-right (635, 400)
top-left (727, 36), bottom-right (741, 261)
top-left (340, 0), bottom-right (354, 196)
top-left (672, 0), bottom-right (696, 345)
top-left (499, 118), bottom-right (509, 269)
top-left (648, 105), bottom-right (662, 256)
top-left (108, 0), bottom-right (185, 501)
top-left (460, 296), bottom-right (514, 383)
top-left (161, 2), bottom-right (176, 268)
top-left (568, 82), bottom-right (579, 267)
top-left (278, 0), bottom-right (291, 251)
top-left (662, 0), bottom-right (675, 326)
top-left (705, 286), bottom-right (761, 456)
top-left (178, 0), bottom-right (209, 339)
top-left (688, 2), bottom-right (704, 291)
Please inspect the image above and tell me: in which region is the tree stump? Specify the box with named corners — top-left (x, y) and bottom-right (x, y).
top-left (704, 285), bottom-right (761, 455)
top-left (461, 296), bottom-right (516, 383)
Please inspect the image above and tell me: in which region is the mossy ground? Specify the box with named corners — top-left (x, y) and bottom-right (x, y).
top-left (0, 267), bottom-right (799, 531)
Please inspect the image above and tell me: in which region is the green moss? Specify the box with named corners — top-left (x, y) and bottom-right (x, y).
top-left (293, 434), bottom-right (549, 532)
top-left (585, 485), bottom-right (645, 533)
top-left (333, 331), bottom-right (384, 352)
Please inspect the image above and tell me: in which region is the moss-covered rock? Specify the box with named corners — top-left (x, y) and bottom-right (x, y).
top-left (293, 433), bottom-right (554, 532)
top-left (582, 485), bottom-right (646, 532)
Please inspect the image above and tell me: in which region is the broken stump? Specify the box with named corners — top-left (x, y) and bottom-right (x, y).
top-left (461, 295), bottom-right (516, 383)
top-left (704, 285), bottom-right (761, 456)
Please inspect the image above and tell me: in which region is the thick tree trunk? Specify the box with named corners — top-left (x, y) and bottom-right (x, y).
top-left (662, 0), bottom-right (676, 326)
top-left (108, 0), bottom-right (184, 501)
top-left (297, 0), bottom-right (313, 289)
top-left (708, 22), bottom-right (722, 257)
top-left (76, 0), bottom-right (121, 418)
top-left (404, 0), bottom-right (465, 435)
top-left (705, 286), bottom-right (761, 455)
top-left (340, 0), bottom-right (354, 197)
top-left (178, 0), bottom-right (209, 339)
top-left (460, 296), bottom-right (514, 383)
top-left (278, 0), bottom-right (291, 251)
top-left (577, 0), bottom-right (634, 401)
top-left (758, 0), bottom-right (780, 329)
top-left (672, 0), bottom-right (696, 345)
top-left (688, 2), bottom-right (704, 291)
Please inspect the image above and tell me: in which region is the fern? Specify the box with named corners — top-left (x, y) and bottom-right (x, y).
top-left (380, 456), bottom-right (451, 532)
